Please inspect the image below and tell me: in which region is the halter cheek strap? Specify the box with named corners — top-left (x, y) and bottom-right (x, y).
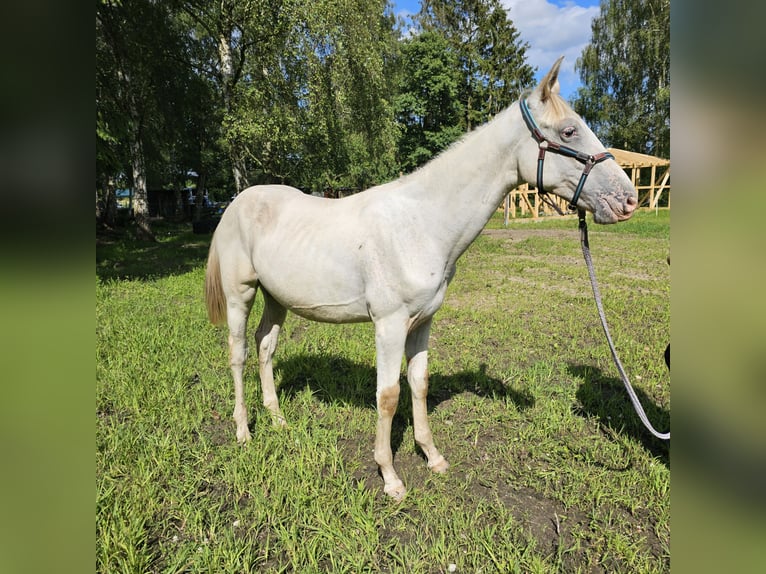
top-left (520, 98), bottom-right (614, 211)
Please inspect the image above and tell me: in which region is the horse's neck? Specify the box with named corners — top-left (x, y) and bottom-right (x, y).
top-left (409, 106), bottom-right (523, 262)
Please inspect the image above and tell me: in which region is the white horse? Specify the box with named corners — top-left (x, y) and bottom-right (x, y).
top-left (205, 58), bottom-right (637, 499)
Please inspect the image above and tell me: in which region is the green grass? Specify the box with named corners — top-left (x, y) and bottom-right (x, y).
top-left (486, 207), bottom-right (669, 239)
top-left (97, 209), bottom-right (670, 572)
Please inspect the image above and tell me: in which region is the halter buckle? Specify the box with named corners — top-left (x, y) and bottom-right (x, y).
top-left (538, 140), bottom-right (548, 160)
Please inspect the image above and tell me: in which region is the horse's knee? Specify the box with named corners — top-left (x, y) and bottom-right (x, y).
top-left (377, 384), bottom-right (400, 417)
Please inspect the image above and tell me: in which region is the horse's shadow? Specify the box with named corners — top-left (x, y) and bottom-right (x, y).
top-left (568, 363), bottom-right (670, 465)
top-left (274, 355), bottom-right (535, 460)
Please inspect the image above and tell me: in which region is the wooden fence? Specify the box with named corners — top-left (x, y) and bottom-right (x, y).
top-left (502, 183), bottom-right (570, 222)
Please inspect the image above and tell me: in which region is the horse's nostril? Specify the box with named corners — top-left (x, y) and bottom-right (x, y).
top-left (626, 195), bottom-right (637, 206)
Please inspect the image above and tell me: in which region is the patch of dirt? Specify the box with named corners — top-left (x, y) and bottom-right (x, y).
top-left (481, 227), bottom-right (578, 241)
top-left (199, 410), bottom-right (233, 447)
top-left (335, 412), bottom-right (666, 573)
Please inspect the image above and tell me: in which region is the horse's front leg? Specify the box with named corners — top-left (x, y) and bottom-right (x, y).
top-left (406, 318), bottom-right (448, 473)
top-left (373, 311), bottom-right (409, 500)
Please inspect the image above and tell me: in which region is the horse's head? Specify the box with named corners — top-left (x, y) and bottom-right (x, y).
top-left (516, 57), bottom-right (637, 224)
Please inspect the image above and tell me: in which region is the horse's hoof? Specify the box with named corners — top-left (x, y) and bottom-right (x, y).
top-left (271, 414), bottom-right (288, 428)
top-left (236, 427), bottom-right (252, 443)
top-left (384, 480), bottom-right (406, 501)
top-left (428, 456), bottom-right (449, 474)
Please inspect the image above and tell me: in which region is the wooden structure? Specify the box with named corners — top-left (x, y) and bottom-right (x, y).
top-left (608, 148), bottom-right (670, 209)
top-left (502, 147), bottom-right (670, 222)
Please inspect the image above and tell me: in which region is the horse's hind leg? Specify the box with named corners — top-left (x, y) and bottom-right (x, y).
top-left (406, 318), bottom-right (448, 473)
top-left (226, 283), bottom-right (257, 443)
top-left (255, 291), bottom-right (288, 426)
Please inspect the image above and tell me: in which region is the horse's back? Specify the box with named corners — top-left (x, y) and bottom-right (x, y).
top-left (225, 184), bottom-right (379, 242)
top-left (214, 185), bottom-right (302, 246)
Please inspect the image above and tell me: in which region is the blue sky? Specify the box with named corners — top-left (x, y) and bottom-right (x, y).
top-left (390, 0), bottom-right (601, 100)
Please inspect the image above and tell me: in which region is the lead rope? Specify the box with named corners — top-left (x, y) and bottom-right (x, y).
top-left (578, 210), bottom-right (670, 440)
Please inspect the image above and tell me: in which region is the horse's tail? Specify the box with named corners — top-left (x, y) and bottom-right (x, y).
top-left (205, 239), bottom-right (226, 325)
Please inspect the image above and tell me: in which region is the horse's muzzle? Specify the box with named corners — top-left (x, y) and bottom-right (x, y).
top-left (618, 195), bottom-right (638, 221)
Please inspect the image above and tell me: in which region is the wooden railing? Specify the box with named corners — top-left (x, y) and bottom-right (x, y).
top-left (501, 183), bottom-right (571, 222)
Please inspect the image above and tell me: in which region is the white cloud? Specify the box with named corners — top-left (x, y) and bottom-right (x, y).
top-left (502, 1), bottom-right (600, 98)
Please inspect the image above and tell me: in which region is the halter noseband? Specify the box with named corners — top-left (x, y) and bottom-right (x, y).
top-left (519, 97), bottom-right (614, 212)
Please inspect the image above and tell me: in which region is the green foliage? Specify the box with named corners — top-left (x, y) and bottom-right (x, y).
top-left (174, 0), bottom-right (401, 194)
top-left (393, 0), bottom-right (535, 172)
top-left (419, 0), bottom-right (535, 129)
top-left (97, 0), bottom-right (226, 215)
top-left (573, 0), bottom-right (670, 158)
top-left (97, 0), bottom-right (541, 202)
top-left (291, 0), bottom-right (401, 191)
top-left (394, 31), bottom-right (464, 171)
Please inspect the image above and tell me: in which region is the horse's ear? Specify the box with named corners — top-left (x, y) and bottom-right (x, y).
top-left (534, 56), bottom-right (564, 103)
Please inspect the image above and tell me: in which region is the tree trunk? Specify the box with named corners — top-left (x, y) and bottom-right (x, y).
top-left (126, 89), bottom-right (154, 240)
top-left (129, 126), bottom-right (154, 240)
top-left (230, 153), bottom-right (249, 193)
top-left (99, 5), bottom-right (155, 239)
top-left (97, 176), bottom-right (118, 227)
top-left (218, 30), bottom-right (249, 194)
top-left (194, 169), bottom-right (207, 221)
top-left (113, 52), bottom-right (155, 240)
top-left (174, 187), bottom-right (183, 220)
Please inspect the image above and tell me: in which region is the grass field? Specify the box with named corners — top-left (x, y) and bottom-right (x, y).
top-left (97, 209), bottom-right (670, 573)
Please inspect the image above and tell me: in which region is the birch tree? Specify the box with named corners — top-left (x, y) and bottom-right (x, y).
top-left (97, 0), bottom-right (158, 237)
top-left (179, 0), bottom-right (292, 194)
top-left (573, 0), bottom-right (670, 157)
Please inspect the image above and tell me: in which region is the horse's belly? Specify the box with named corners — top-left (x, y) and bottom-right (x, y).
top-left (287, 298), bottom-right (371, 324)
top-left (250, 222), bottom-right (371, 323)
top-left (257, 270), bottom-right (371, 324)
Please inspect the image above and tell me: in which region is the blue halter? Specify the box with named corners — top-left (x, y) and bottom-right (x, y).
top-left (519, 97), bottom-right (614, 212)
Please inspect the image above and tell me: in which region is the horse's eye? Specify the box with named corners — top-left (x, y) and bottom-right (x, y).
top-left (561, 126), bottom-right (576, 139)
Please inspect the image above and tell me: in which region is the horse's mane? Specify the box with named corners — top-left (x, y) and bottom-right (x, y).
top-left (406, 90), bottom-right (572, 180)
top-left (405, 108), bottom-right (506, 178)
top-left (543, 92), bottom-right (572, 124)
top-left (522, 88), bottom-right (572, 125)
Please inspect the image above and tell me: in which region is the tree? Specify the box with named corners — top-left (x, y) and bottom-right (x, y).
top-left (178, 0), bottom-right (400, 194)
top-left (96, 0), bottom-right (538, 221)
top-left (97, 0), bottom-right (209, 232)
top-left (394, 31), bottom-right (464, 171)
top-left (97, 0), bottom-right (159, 236)
top-left (419, 0), bottom-right (535, 130)
top-left (285, 0), bottom-right (401, 192)
top-left (573, 0), bottom-right (670, 158)
top-left (178, 0), bottom-right (293, 194)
